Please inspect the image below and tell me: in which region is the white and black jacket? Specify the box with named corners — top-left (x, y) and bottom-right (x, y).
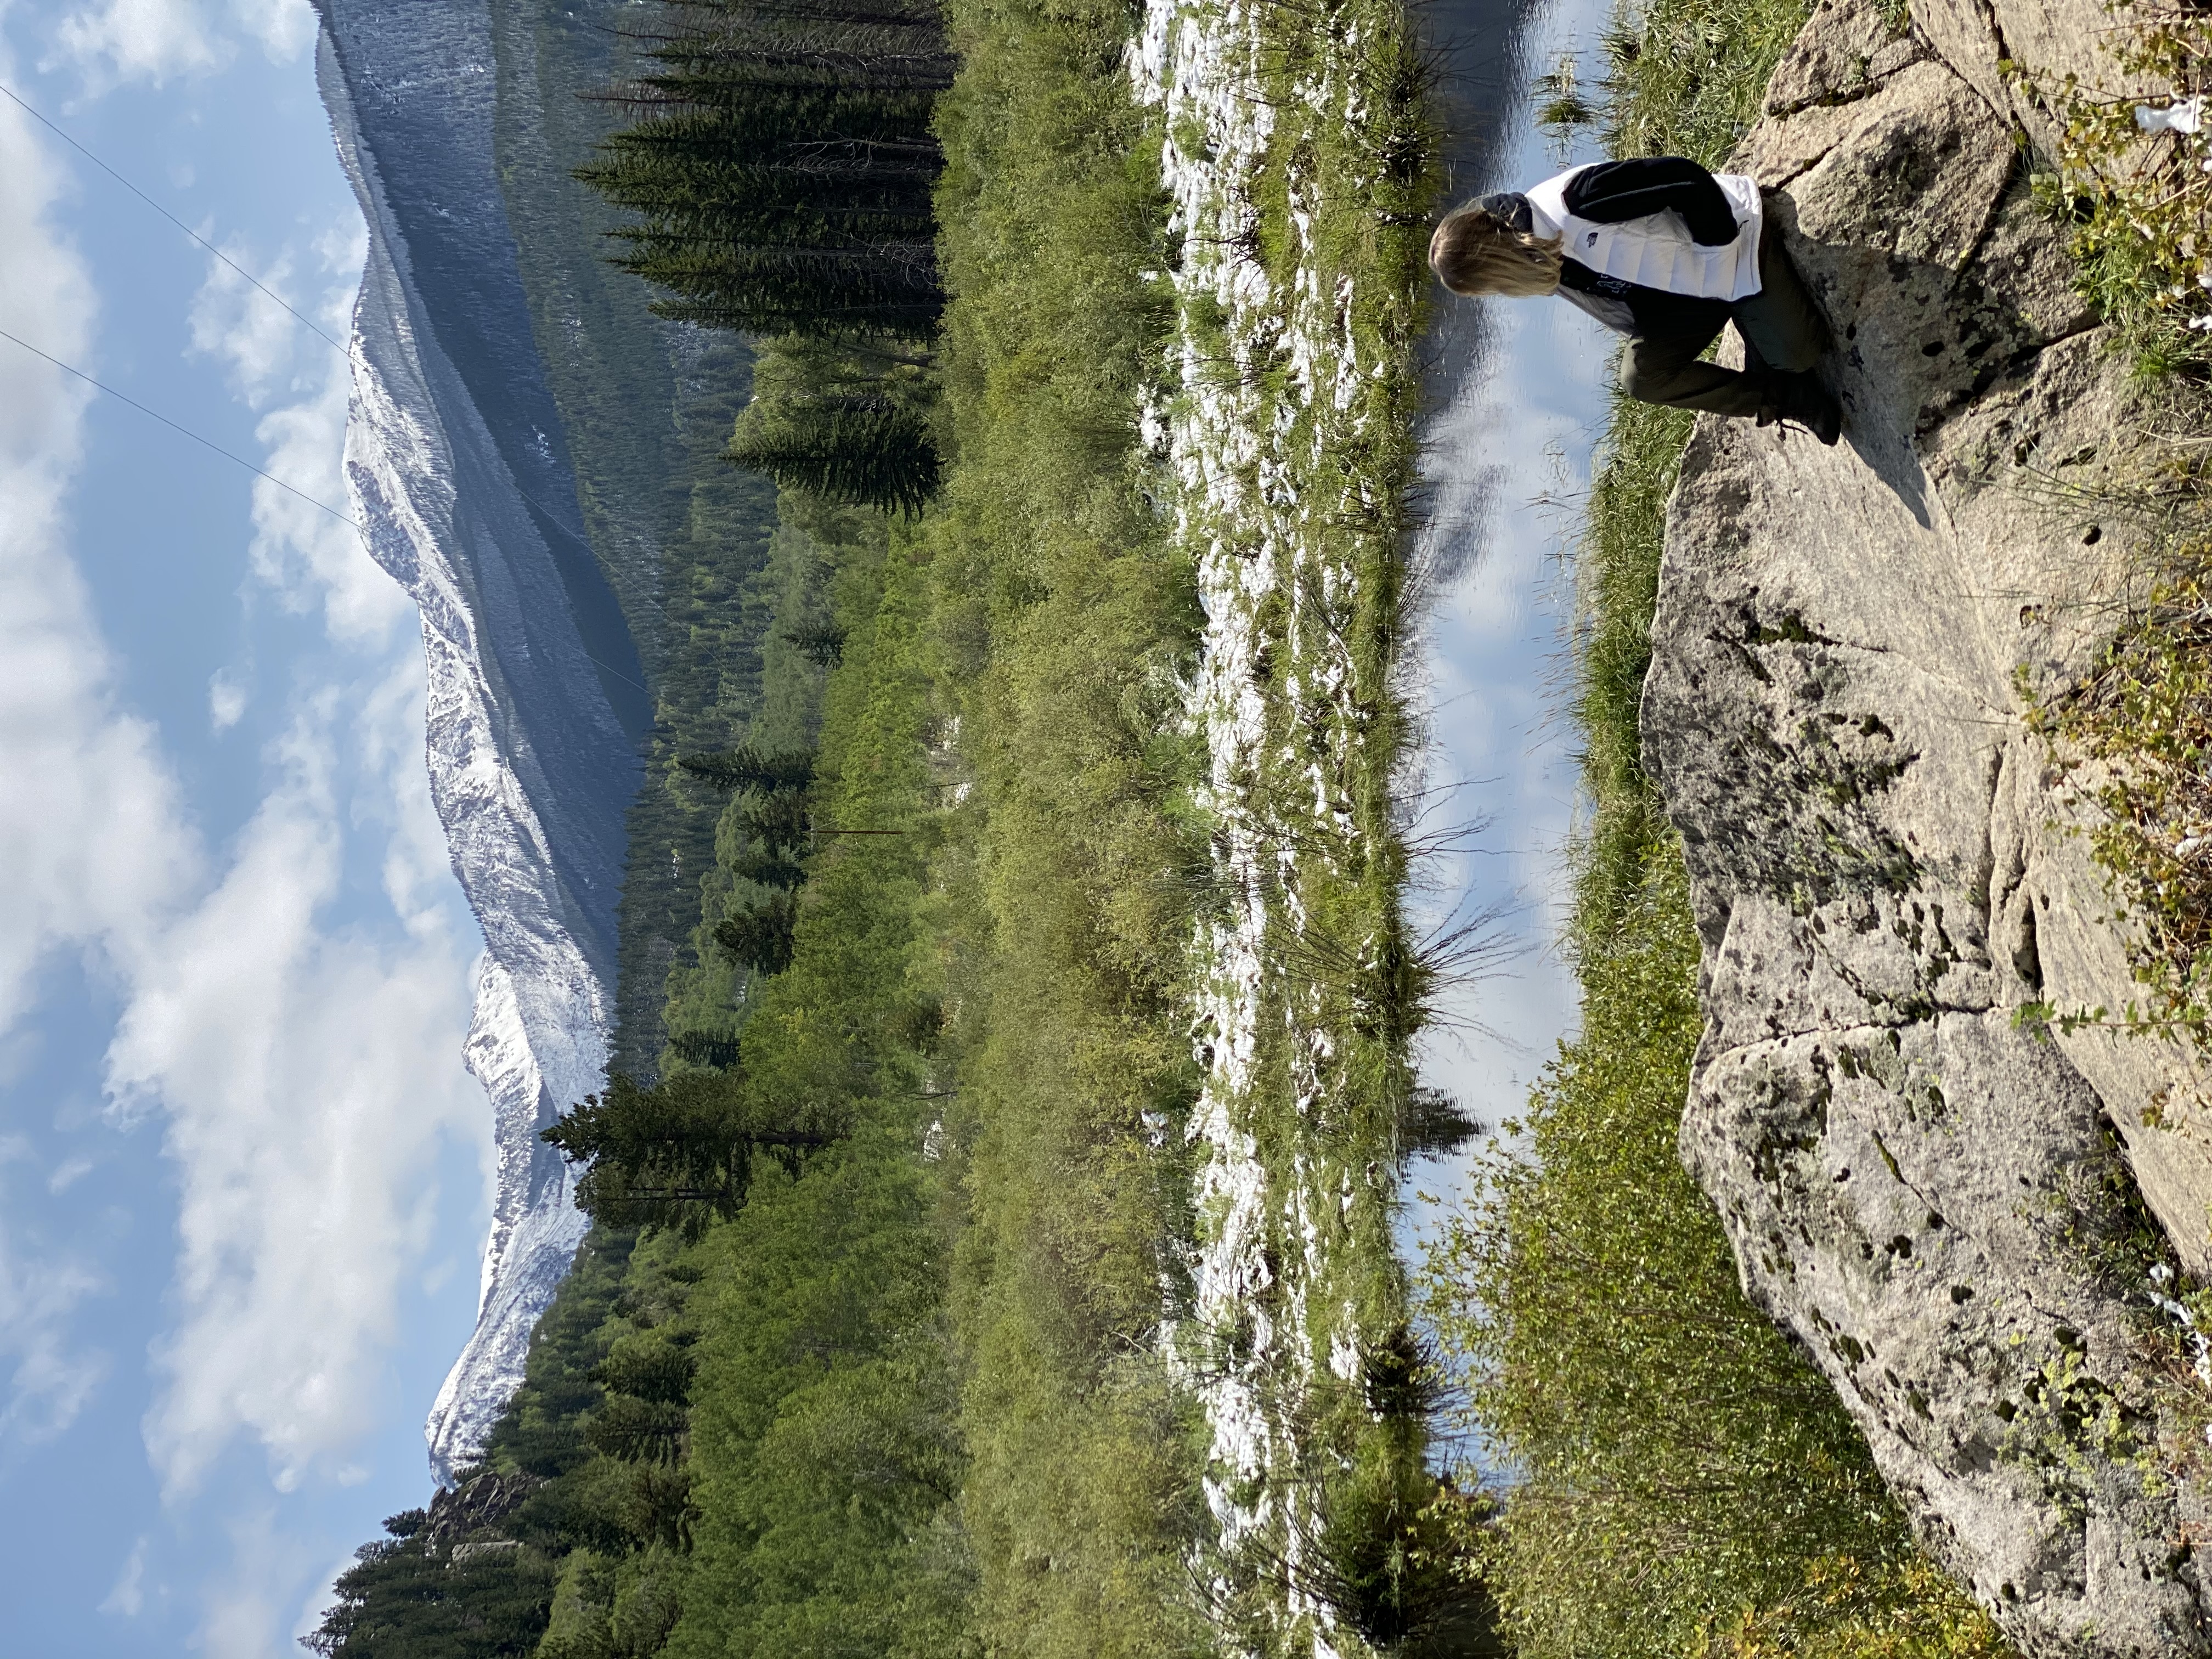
top-left (1481, 157), bottom-right (1764, 338)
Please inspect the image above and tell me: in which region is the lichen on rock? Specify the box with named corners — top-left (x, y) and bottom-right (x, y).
top-left (1642, 0), bottom-right (2212, 1651)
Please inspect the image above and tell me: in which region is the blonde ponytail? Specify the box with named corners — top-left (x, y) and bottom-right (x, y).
top-left (1429, 202), bottom-right (1564, 298)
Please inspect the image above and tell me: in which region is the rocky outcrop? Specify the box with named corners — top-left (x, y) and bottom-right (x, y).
top-left (1641, 1), bottom-right (2212, 1652)
top-left (422, 1469), bottom-right (545, 1551)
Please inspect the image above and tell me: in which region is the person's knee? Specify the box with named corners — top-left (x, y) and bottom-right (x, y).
top-left (1621, 353), bottom-right (1670, 404)
top-left (1742, 273), bottom-right (1829, 371)
top-left (1764, 331), bottom-right (1822, 374)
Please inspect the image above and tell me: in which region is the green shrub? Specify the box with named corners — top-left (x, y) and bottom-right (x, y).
top-left (2021, 469), bottom-right (2212, 1044)
top-left (2036, 3), bottom-right (2212, 381)
top-left (1425, 853), bottom-right (1928, 1657)
top-left (926, 0), bottom-right (1218, 1649)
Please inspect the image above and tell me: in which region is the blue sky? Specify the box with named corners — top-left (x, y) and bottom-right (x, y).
top-left (0, 1), bottom-right (496, 1652)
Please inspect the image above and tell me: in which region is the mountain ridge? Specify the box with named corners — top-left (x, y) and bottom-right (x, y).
top-left (315, 0), bottom-right (641, 1481)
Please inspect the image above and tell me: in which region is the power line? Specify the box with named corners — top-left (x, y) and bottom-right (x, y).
top-left (1, 320), bottom-right (659, 699)
top-left (0, 78), bottom-right (617, 545)
top-left (0, 325), bottom-right (362, 529)
top-left (0, 81), bottom-right (658, 704)
top-left (0, 88), bottom-right (367, 531)
top-left (0, 79), bottom-right (362, 369)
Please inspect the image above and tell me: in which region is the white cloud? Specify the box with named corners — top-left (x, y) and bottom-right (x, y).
top-left (50, 0), bottom-right (314, 87)
top-left (196, 1504), bottom-right (318, 1659)
top-left (1402, 252), bottom-right (1612, 1210)
top-left (354, 645), bottom-right (467, 938)
top-left (0, 52), bottom-right (195, 1035)
top-left (119, 691), bottom-right (479, 1497)
top-left (111, 208), bottom-right (483, 1500)
top-left (250, 377), bottom-right (399, 642)
top-left (0, 1218), bottom-right (108, 1444)
top-left (292, 1548), bottom-right (360, 1654)
top-left (230, 0), bottom-right (313, 58)
top-left (99, 1536), bottom-right (147, 1617)
top-left (0, 47), bottom-right (173, 1455)
top-left (52, 0), bottom-right (224, 86)
top-left (188, 240), bottom-right (300, 407)
top-left (209, 669), bottom-right (247, 731)
top-left (189, 224), bottom-right (398, 644)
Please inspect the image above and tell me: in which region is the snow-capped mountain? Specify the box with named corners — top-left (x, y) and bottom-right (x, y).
top-left (315, 0), bottom-right (648, 1482)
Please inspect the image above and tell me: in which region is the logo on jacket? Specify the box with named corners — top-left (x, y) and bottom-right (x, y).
top-left (1586, 231), bottom-right (1599, 245)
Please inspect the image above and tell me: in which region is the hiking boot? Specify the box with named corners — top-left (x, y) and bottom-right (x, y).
top-left (1758, 370), bottom-right (1842, 445)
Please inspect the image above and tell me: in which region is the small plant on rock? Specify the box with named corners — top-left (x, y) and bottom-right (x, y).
top-left (2034, 1), bottom-right (2212, 377)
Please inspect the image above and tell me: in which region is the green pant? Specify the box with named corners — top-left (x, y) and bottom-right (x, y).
top-left (1620, 217), bottom-right (1828, 417)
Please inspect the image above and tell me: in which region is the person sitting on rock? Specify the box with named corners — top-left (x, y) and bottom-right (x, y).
top-left (1430, 155), bottom-right (1842, 444)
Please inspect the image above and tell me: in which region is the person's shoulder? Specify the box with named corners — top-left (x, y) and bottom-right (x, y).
top-left (1475, 191), bottom-right (1531, 230)
top-left (1561, 155), bottom-right (1724, 222)
top-left (1559, 157), bottom-right (1632, 212)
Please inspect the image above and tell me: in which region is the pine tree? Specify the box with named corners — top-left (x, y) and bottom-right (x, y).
top-left (736, 792), bottom-right (811, 856)
top-left (715, 891), bottom-right (799, 974)
top-left (541, 1070), bottom-right (832, 1239)
top-left (676, 744), bottom-right (816, 793)
top-left (665, 1030), bottom-right (744, 1070)
top-left (584, 1395), bottom-right (690, 1466)
top-left (780, 617), bottom-right (847, 666)
top-left (574, 0), bottom-right (952, 340)
top-left (300, 1524), bottom-right (558, 1656)
top-left (1397, 1086), bottom-right (1484, 1160)
top-left (593, 1342), bottom-right (698, 1406)
top-left (732, 847), bottom-right (808, 888)
top-left (727, 396), bottom-right (939, 514)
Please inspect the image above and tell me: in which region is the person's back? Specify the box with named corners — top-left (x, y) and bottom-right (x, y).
top-left (1431, 156), bottom-right (1843, 444)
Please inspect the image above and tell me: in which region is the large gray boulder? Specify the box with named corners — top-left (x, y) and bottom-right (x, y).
top-left (1641, 1), bottom-right (2212, 1651)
